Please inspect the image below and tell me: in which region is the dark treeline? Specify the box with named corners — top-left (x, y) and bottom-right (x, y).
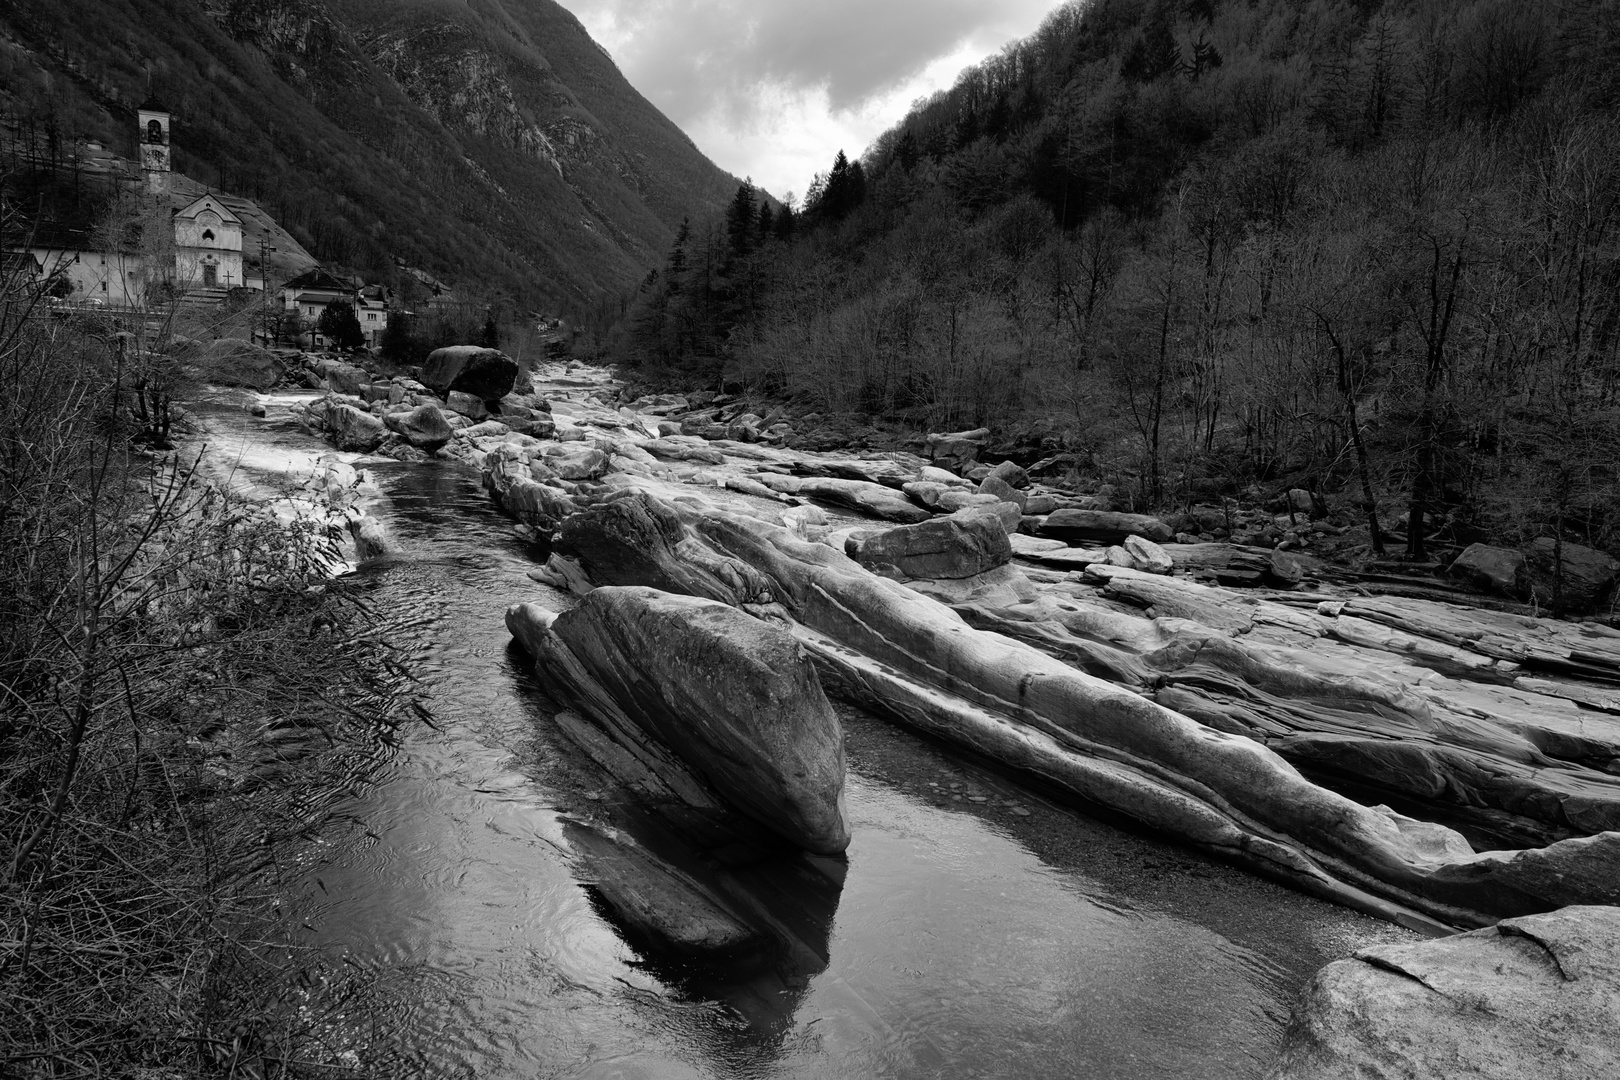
top-left (610, 0), bottom-right (1620, 562)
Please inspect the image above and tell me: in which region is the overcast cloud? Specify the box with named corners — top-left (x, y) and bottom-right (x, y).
top-left (564, 0), bottom-right (1063, 201)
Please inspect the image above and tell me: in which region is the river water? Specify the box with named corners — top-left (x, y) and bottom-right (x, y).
top-left (203, 391), bottom-right (1411, 1080)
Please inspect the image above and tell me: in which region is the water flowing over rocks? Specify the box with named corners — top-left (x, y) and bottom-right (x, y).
top-left (1267, 905), bottom-right (1620, 1079)
top-left (280, 360), bottom-right (1620, 937)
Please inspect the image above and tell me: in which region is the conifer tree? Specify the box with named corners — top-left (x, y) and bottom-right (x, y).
top-left (725, 182), bottom-right (757, 257)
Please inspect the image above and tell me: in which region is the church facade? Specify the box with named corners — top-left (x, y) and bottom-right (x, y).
top-left (173, 193), bottom-right (244, 290)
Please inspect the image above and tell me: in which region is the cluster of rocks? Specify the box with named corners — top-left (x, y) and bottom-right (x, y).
top-left (291, 346), bottom-right (556, 462)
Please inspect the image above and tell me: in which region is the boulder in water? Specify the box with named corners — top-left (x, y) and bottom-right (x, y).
top-left (326, 403), bottom-right (386, 451)
top-left (507, 587), bottom-right (851, 855)
top-left (1268, 904), bottom-right (1620, 1080)
top-left (383, 404), bottom-right (453, 452)
top-left (422, 346), bottom-right (518, 402)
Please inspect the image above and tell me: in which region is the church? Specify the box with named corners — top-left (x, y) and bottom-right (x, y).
top-left (6, 101), bottom-right (314, 306)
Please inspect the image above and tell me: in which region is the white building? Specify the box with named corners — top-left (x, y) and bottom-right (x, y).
top-left (173, 193), bottom-right (244, 290)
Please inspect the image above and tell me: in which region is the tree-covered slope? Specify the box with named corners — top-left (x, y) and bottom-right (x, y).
top-left (0, 0), bottom-right (739, 313)
top-left (615, 0), bottom-right (1620, 565)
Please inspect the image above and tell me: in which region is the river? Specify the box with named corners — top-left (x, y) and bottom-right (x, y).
top-left (202, 389), bottom-right (1412, 1080)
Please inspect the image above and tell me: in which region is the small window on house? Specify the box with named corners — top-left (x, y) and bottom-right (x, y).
top-left (202, 229), bottom-right (215, 241)
top-left (101, 281), bottom-right (108, 292)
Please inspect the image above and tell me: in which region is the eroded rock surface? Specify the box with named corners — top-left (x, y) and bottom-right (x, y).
top-left (846, 510), bottom-right (1011, 581)
top-left (1268, 905), bottom-right (1620, 1080)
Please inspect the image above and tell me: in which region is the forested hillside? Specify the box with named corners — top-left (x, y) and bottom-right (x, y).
top-left (614, 0), bottom-right (1620, 562)
top-left (0, 0), bottom-right (738, 313)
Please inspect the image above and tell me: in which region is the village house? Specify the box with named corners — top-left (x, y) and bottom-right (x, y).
top-left (356, 283), bottom-right (391, 345)
top-left (281, 267), bottom-right (355, 322)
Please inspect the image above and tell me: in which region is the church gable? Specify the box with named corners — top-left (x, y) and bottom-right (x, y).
top-left (175, 194), bottom-right (241, 226)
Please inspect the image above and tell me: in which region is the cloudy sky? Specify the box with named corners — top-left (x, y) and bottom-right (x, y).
top-left (563, 0), bottom-right (1065, 203)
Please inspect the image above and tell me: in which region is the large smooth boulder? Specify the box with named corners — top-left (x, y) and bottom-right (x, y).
top-left (325, 403), bottom-right (385, 451)
top-left (1038, 509), bottom-right (1175, 545)
top-left (846, 510), bottom-right (1012, 581)
top-left (1268, 905), bottom-right (1620, 1080)
top-left (1449, 543), bottom-right (1529, 598)
top-left (1526, 538), bottom-right (1619, 611)
top-left (382, 404), bottom-right (452, 452)
top-left (421, 346), bottom-right (518, 402)
top-left (507, 587), bottom-right (851, 855)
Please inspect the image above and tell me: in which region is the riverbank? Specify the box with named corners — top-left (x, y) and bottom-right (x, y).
top-left (0, 352), bottom-right (415, 1076)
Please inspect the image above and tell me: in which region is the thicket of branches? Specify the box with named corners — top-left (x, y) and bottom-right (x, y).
top-left (0, 218), bottom-right (414, 1076)
top-left (610, 0), bottom-right (1620, 560)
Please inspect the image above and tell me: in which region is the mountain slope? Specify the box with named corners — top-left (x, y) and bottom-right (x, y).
top-left (0, 0), bottom-right (737, 313)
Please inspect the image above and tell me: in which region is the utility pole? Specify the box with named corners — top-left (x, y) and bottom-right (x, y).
top-left (258, 236), bottom-right (277, 345)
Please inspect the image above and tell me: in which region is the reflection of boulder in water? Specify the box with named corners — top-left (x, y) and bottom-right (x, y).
top-left (507, 583), bottom-right (849, 1035)
top-left (565, 812), bottom-right (845, 1047)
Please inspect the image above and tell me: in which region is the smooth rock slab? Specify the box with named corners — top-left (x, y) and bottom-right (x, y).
top-left (1268, 904), bottom-right (1620, 1080)
top-left (1038, 509), bottom-right (1175, 545)
top-left (509, 586), bottom-right (851, 855)
top-left (846, 511), bottom-right (1012, 581)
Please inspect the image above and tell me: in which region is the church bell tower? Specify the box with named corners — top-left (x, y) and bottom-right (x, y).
top-left (137, 100), bottom-right (171, 197)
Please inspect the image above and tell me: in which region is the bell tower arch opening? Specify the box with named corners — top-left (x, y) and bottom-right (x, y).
top-left (137, 100), bottom-right (172, 197)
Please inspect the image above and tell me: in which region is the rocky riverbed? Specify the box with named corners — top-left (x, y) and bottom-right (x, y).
top-left (258, 348), bottom-right (1620, 1075)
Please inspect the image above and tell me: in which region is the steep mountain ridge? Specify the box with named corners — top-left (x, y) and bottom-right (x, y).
top-left (0, 0), bottom-right (736, 313)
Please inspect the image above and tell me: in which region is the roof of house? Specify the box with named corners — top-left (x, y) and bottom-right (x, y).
top-left (282, 267), bottom-right (353, 293)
